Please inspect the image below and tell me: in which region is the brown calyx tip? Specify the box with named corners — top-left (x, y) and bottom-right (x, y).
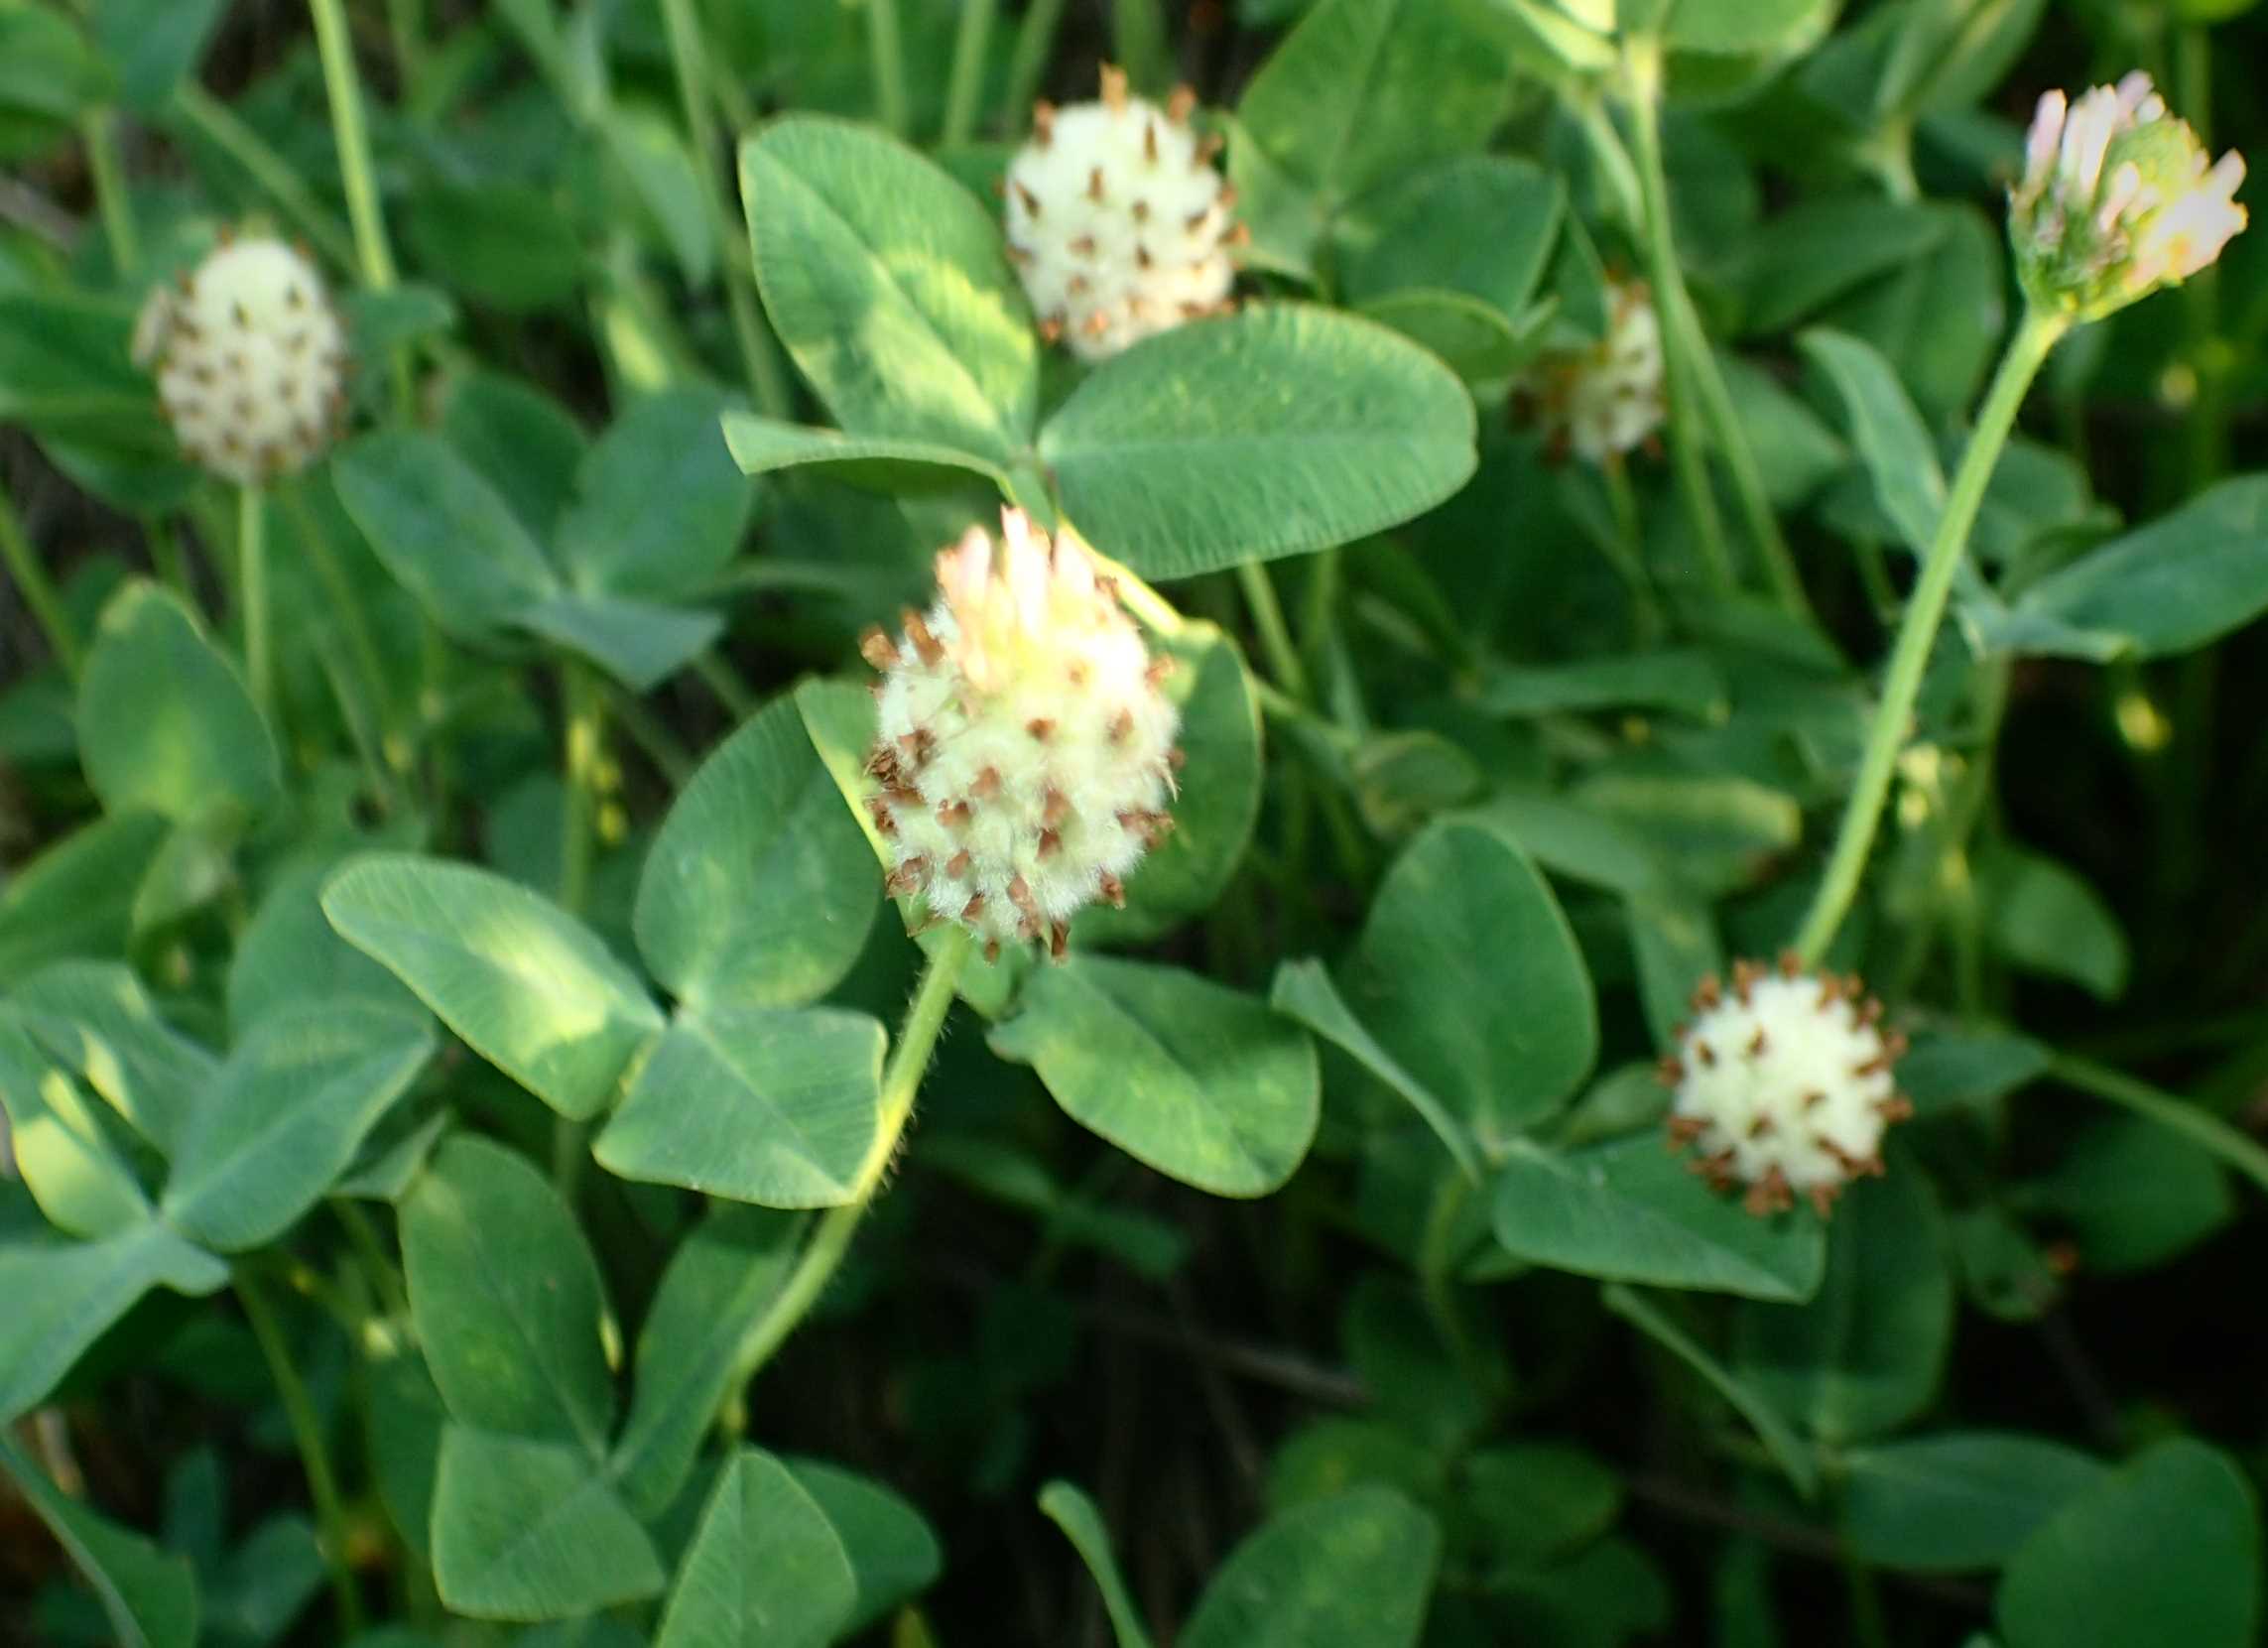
top-left (1087, 166), bottom-right (1106, 202)
top-left (902, 608), bottom-right (945, 665)
top-left (1666, 1114), bottom-right (1707, 1145)
top-left (1026, 717), bottom-right (1055, 741)
top-left (1097, 871), bottom-right (1126, 908)
top-left (1032, 100), bottom-right (1056, 144)
top-left (1014, 180), bottom-right (1042, 216)
top-left (1099, 63), bottom-right (1130, 111)
top-left (1049, 921), bottom-right (1071, 962)
top-left (937, 799), bottom-right (973, 829)
top-left (1167, 85), bottom-right (1197, 124)
top-left (1655, 1054), bottom-right (1686, 1087)
top-left (1743, 1167), bottom-right (1793, 1217)
top-left (1691, 974), bottom-right (1723, 1012)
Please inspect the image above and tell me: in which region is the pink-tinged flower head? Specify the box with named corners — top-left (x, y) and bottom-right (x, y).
top-left (859, 510), bottom-right (1182, 960)
top-left (2012, 72), bottom-right (2244, 320)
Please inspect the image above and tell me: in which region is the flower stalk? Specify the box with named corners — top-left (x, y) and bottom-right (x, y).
top-left (1793, 306), bottom-right (2067, 964)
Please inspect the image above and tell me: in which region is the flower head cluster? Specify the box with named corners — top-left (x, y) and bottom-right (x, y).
top-left (1659, 956), bottom-right (1913, 1218)
top-left (1004, 64), bottom-right (1244, 361)
top-left (2011, 72), bottom-right (2245, 321)
top-left (860, 510), bottom-right (1182, 960)
top-left (1516, 278), bottom-right (1666, 466)
top-left (133, 233), bottom-right (351, 487)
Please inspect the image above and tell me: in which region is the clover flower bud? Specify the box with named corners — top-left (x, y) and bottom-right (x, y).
top-left (1004, 63), bottom-right (1243, 361)
top-left (1516, 278), bottom-right (1666, 466)
top-left (2011, 71), bottom-right (2245, 321)
top-left (1657, 956), bottom-right (1913, 1218)
top-left (133, 233), bottom-right (351, 487)
top-left (859, 510), bottom-right (1183, 961)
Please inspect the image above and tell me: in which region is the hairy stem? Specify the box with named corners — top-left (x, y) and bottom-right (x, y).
top-left (731, 929), bottom-right (972, 1390)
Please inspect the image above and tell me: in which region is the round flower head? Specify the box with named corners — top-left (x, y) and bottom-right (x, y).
top-left (1658, 956), bottom-right (1914, 1218)
top-left (133, 232), bottom-right (350, 486)
top-left (2011, 71), bottom-right (2245, 321)
top-left (859, 510), bottom-right (1182, 961)
top-left (1516, 278), bottom-right (1666, 466)
top-left (1004, 64), bottom-right (1244, 361)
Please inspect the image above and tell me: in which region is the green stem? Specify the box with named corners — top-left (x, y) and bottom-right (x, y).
top-left (386, 0), bottom-right (427, 93)
top-left (1682, 296), bottom-right (1815, 622)
top-left (559, 659), bottom-right (606, 914)
top-left (732, 930), bottom-right (972, 1388)
top-left (1619, 38), bottom-right (1733, 599)
top-left (605, 683), bottom-right (698, 786)
top-left (332, 1201), bottom-right (411, 1323)
top-left (1793, 308), bottom-right (2065, 963)
top-left (943, 0), bottom-right (999, 146)
top-left (658, 0), bottom-right (791, 417)
top-left (239, 484), bottom-right (274, 716)
top-left (866, 0), bottom-right (910, 138)
top-left (2049, 1055), bottom-right (2268, 1198)
top-left (237, 1272), bottom-right (364, 1638)
top-left (307, 0), bottom-right (414, 413)
top-left (0, 483), bottom-right (82, 678)
top-left (173, 85), bottom-right (358, 270)
top-left (1236, 561), bottom-right (1313, 702)
top-left (1004, 0), bottom-right (1070, 119)
top-left (80, 108), bottom-right (139, 276)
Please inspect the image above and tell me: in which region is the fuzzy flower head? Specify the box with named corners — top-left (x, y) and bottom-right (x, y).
top-left (1658, 956), bottom-right (1913, 1218)
top-left (133, 232), bottom-right (350, 487)
top-left (1516, 278), bottom-right (1666, 466)
top-left (860, 510), bottom-right (1182, 960)
top-left (2011, 72), bottom-right (2245, 321)
top-left (1004, 64), bottom-right (1243, 361)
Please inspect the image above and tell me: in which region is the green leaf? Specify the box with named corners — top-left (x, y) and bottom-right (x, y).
top-left (2024, 1114), bottom-right (2232, 1273)
top-left (738, 115), bottom-right (1036, 465)
top-left (1841, 1433), bottom-right (2107, 1572)
top-left (1735, 1167), bottom-right (1953, 1443)
top-left (1335, 155), bottom-right (1562, 319)
top-left (323, 854), bottom-right (662, 1120)
top-left (1269, 958), bottom-right (1481, 1182)
top-left (1338, 817), bottom-right (1595, 1145)
top-left (787, 1459), bottom-right (944, 1633)
top-left (438, 371), bottom-right (589, 541)
top-left (594, 1006), bottom-right (886, 1206)
top-left (0, 1220), bottom-right (228, 1423)
top-left (161, 1004), bottom-right (435, 1252)
top-left (990, 956), bottom-right (1320, 1198)
top-left (557, 387), bottom-right (753, 599)
top-left (1491, 1134), bottom-right (1827, 1302)
top-left (1071, 621), bottom-right (1263, 945)
top-left (602, 107), bottom-right (715, 286)
top-left (331, 431), bottom-right (560, 641)
top-left (1666, 0), bottom-right (1834, 57)
top-left (1039, 1481), bottom-right (1156, 1648)
top-left (514, 589), bottom-right (722, 694)
top-left (1733, 198), bottom-right (1948, 336)
top-left (0, 1014), bottom-right (150, 1237)
top-left (1039, 305), bottom-right (1476, 578)
top-left (91, 0), bottom-right (226, 113)
top-left (1800, 326), bottom-right (1944, 554)
top-left (720, 413), bottom-right (1009, 494)
top-left (634, 696), bottom-right (880, 1011)
top-left (1978, 844), bottom-right (2129, 1000)
top-left (1474, 649), bottom-right (1729, 720)
top-left (78, 581), bottom-right (280, 825)
top-left (403, 183), bottom-right (586, 312)
top-left (1997, 1439), bottom-right (2262, 1648)
top-left (12, 961), bottom-right (216, 1156)
top-left (2013, 475), bottom-right (2268, 660)
top-left (228, 862), bottom-right (422, 1033)
top-left (1455, 1443), bottom-right (1623, 1569)
top-left (430, 1426), bottom-right (665, 1621)
top-left (0, 813), bottom-right (169, 985)
top-left (653, 1449), bottom-right (857, 1648)
top-left (0, 1436), bottom-right (196, 1648)
top-left (1180, 1487), bottom-right (1442, 1648)
top-left (1352, 290), bottom-right (1531, 382)
top-left (1237, 0), bottom-right (1512, 208)
top-left (402, 1136), bottom-right (616, 1455)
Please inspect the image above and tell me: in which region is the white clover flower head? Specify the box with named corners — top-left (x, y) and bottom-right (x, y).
top-left (134, 231), bottom-right (350, 486)
top-left (1517, 278), bottom-right (1666, 467)
top-left (1658, 956), bottom-right (1913, 1218)
top-left (1004, 63), bottom-right (1243, 361)
top-left (2011, 71), bottom-right (2245, 320)
top-left (860, 509), bottom-right (1183, 961)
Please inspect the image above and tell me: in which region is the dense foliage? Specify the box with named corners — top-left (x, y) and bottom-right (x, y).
top-left (3, 0), bottom-right (2267, 1645)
